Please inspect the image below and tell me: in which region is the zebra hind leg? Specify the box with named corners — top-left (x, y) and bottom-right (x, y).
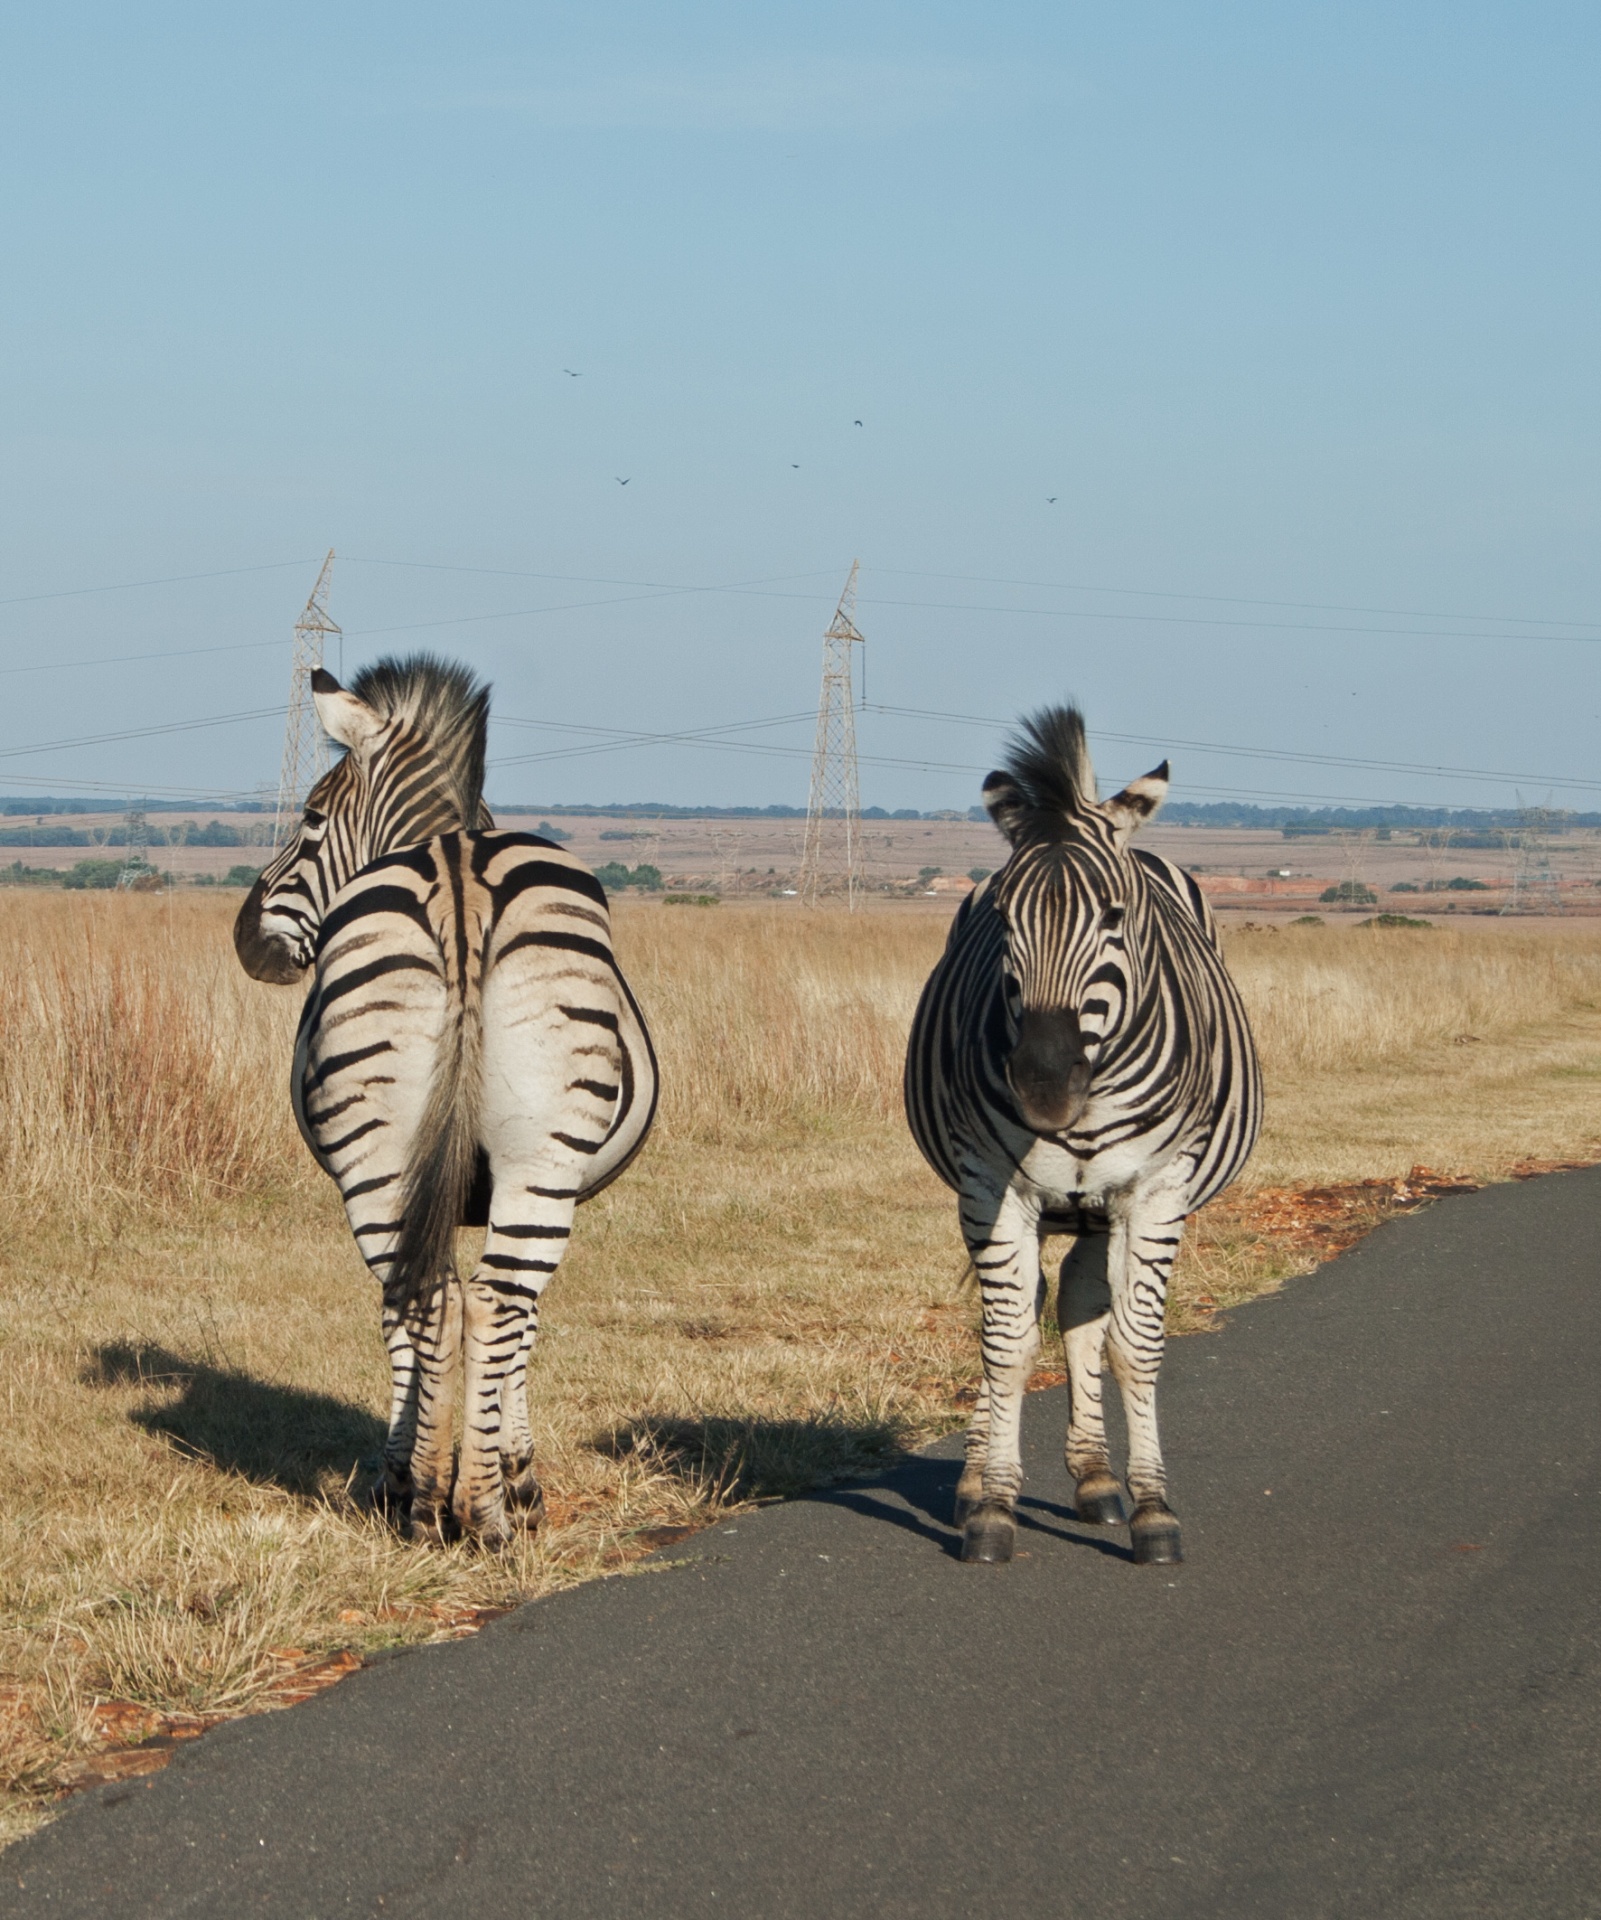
top-left (453, 1202), bottom-right (574, 1547)
top-left (404, 1270), bottom-right (465, 1546)
top-left (1058, 1230), bottom-right (1126, 1527)
top-left (498, 1312), bottom-right (545, 1532)
top-left (370, 1285), bottom-right (421, 1525)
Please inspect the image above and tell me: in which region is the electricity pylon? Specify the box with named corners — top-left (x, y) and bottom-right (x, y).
top-left (117, 806), bottom-right (152, 888)
top-left (798, 561), bottom-right (866, 908)
top-left (275, 550), bottom-right (340, 844)
top-left (1503, 804), bottom-right (1563, 915)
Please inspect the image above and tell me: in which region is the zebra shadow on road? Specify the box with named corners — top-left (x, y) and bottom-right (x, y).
top-left (83, 1342), bottom-right (386, 1501)
top-left (604, 1412), bottom-right (1135, 1563)
top-left (821, 1454), bottom-right (1137, 1563)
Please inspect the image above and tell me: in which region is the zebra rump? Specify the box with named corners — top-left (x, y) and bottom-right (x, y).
top-left (235, 654), bottom-right (658, 1545)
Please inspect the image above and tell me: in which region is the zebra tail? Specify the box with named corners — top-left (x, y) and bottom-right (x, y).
top-left (390, 999), bottom-right (483, 1313)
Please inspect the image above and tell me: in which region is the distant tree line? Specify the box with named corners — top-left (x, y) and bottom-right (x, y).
top-left (0, 818), bottom-right (275, 849)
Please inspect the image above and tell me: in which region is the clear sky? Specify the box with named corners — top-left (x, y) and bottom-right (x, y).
top-left (3, 3), bottom-right (1599, 813)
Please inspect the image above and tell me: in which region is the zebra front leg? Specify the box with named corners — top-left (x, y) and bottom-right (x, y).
top-left (1058, 1226), bottom-right (1126, 1526)
top-left (952, 1375), bottom-right (990, 1528)
top-left (1106, 1184), bottom-right (1187, 1566)
top-left (958, 1183), bottom-right (1042, 1565)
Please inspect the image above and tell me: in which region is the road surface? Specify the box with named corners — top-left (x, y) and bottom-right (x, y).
top-left (8, 1169), bottom-right (1599, 1916)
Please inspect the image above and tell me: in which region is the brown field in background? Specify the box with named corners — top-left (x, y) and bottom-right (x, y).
top-left (1, 892), bottom-right (1600, 1840)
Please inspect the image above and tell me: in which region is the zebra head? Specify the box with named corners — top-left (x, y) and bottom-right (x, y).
top-left (234, 655), bottom-right (490, 984)
top-left (982, 706), bottom-right (1168, 1135)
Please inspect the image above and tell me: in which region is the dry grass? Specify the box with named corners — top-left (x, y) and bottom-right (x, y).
top-left (1, 896), bottom-right (1600, 1841)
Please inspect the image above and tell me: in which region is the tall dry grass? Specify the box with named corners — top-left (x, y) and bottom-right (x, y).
top-left (1230, 920), bottom-right (1601, 1075)
top-left (0, 893), bottom-right (309, 1215)
top-left (1, 894), bottom-right (1601, 1841)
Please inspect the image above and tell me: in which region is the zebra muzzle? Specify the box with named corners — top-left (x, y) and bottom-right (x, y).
top-left (1006, 1009), bottom-right (1092, 1134)
top-left (233, 878), bottom-right (310, 985)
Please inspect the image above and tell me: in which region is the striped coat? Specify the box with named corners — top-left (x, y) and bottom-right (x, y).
top-left (904, 706), bottom-right (1260, 1565)
top-left (237, 657), bottom-right (657, 1544)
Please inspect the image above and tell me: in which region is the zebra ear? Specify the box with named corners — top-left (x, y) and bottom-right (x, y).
top-left (311, 671), bottom-right (385, 757)
top-left (1104, 762), bottom-right (1169, 844)
top-left (982, 770), bottom-right (1030, 845)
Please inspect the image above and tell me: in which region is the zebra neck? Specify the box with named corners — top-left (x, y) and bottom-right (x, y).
top-left (357, 782), bottom-right (468, 868)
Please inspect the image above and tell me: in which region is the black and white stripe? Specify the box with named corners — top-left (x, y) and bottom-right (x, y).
top-left (235, 655), bottom-right (658, 1544)
top-left (904, 706), bottom-right (1260, 1565)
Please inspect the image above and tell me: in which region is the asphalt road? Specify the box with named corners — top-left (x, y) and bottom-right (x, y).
top-left (8, 1170), bottom-right (1600, 1918)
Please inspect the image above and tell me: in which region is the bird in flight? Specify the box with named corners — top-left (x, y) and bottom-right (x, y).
top-left (854, 419), bottom-right (863, 427)
top-left (791, 463), bottom-right (800, 469)
top-left (1046, 496), bottom-right (1058, 504)
top-left (563, 368), bottom-right (581, 378)
top-left (616, 476), bottom-right (630, 486)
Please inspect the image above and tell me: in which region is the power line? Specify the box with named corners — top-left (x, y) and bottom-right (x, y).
top-left (0, 560), bottom-right (317, 611)
top-left (349, 555), bottom-right (1601, 637)
top-left (0, 707), bottom-right (280, 763)
top-left (869, 705), bottom-right (1601, 796)
top-left (869, 567), bottom-right (1601, 635)
top-left (0, 638), bottom-right (284, 679)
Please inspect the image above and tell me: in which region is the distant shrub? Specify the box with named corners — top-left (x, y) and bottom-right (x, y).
top-left (594, 862), bottom-right (662, 892)
top-left (1319, 881), bottom-right (1378, 906)
top-left (1360, 914), bottom-right (1434, 930)
top-left (1291, 915), bottom-right (1325, 926)
top-left (1390, 881), bottom-right (1419, 893)
top-left (0, 860), bottom-right (64, 888)
top-left (664, 894), bottom-right (719, 907)
top-left (918, 866), bottom-right (941, 883)
top-left (967, 867), bottom-right (992, 883)
top-left (223, 865), bottom-right (263, 888)
top-left (61, 860), bottom-right (127, 891)
top-left (534, 820), bottom-right (572, 841)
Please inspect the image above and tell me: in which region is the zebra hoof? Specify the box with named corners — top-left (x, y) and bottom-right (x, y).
top-left (502, 1456), bottom-right (545, 1533)
top-left (507, 1482), bottom-right (545, 1533)
top-left (953, 1471), bottom-right (985, 1529)
top-left (1074, 1472), bottom-right (1126, 1527)
top-left (959, 1502), bottom-right (1016, 1565)
top-left (407, 1503), bottom-right (458, 1548)
top-left (368, 1464), bottom-right (412, 1523)
top-left (1130, 1502), bottom-right (1183, 1566)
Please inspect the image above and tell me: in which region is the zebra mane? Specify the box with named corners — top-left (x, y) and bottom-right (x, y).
top-left (990, 705), bottom-right (1098, 839)
top-left (347, 653), bottom-right (490, 824)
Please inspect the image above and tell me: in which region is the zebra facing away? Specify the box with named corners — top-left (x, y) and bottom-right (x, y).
top-left (234, 655), bottom-right (658, 1545)
top-left (904, 707), bottom-right (1261, 1567)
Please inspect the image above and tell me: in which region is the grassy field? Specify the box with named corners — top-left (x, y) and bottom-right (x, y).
top-left (2, 893), bottom-right (1600, 1839)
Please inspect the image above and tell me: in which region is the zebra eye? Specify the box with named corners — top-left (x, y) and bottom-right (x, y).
top-left (301, 809), bottom-right (327, 832)
top-left (1102, 905), bottom-right (1125, 931)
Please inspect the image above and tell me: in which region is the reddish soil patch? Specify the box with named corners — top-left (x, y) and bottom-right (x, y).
top-left (1211, 1157), bottom-right (1599, 1267)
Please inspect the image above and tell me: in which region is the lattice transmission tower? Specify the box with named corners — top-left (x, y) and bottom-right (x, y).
top-left (1502, 805), bottom-right (1564, 915)
top-left (798, 561), bottom-right (867, 908)
top-left (116, 806), bottom-right (152, 888)
top-left (275, 550), bottom-right (341, 843)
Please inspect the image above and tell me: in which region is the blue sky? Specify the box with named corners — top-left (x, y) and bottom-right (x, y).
top-left (2, 3), bottom-right (1599, 811)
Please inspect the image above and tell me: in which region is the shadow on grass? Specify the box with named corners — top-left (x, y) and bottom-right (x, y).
top-left (84, 1343), bottom-right (385, 1500)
